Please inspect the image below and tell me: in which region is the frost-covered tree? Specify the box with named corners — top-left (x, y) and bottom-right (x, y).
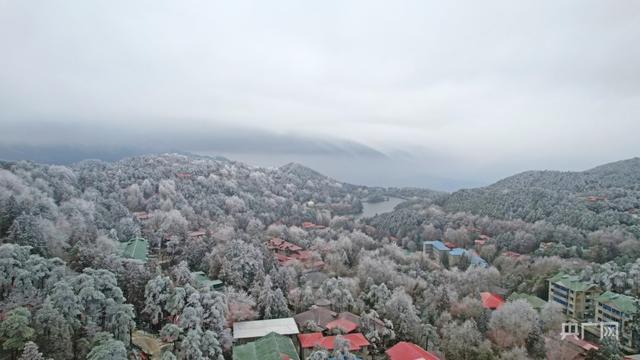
top-left (489, 300), bottom-right (539, 349)
top-left (384, 289), bottom-right (420, 341)
top-left (143, 275), bottom-right (172, 327)
top-left (220, 240), bottom-right (265, 289)
top-left (105, 302), bottom-right (135, 346)
top-left (18, 342), bottom-right (48, 360)
top-left (34, 300), bottom-right (73, 358)
top-left (0, 307), bottom-right (34, 357)
top-left (318, 277), bottom-right (355, 312)
top-left (86, 334), bottom-right (127, 360)
top-left (257, 276), bottom-right (290, 319)
top-left (200, 330), bottom-right (224, 360)
top-left (180, 328), bottom-right (203, 360)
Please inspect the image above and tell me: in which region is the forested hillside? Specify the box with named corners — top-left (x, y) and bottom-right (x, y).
top-left (442, 158), bottom-right (640, 232)
top-left (1, 154), bottom-right (639, 360)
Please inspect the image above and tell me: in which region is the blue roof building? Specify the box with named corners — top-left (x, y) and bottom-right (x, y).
top-left (450, 248), bottom-right (465, 256)
top-left (423, 240), bottom-right (450, 252)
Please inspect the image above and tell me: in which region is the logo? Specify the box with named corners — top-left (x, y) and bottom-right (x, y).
top-left (560, 322), bottom-right (619, 341)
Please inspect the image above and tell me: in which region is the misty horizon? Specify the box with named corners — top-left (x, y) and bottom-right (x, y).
top-left (1, 1), bottom-right (640, 189)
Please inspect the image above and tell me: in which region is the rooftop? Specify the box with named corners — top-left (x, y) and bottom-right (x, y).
top-left (449, 248), bottom-right (465, 256)
top-left (192, 271), bottom-right (223, 290)
top-left (325, 318), bottom-right (358, 334)
top-left (480, 292), bottom-right (505, 310)
top-left (508, 292), bottom-right (546, 310)
top-left (233, 318), bottom-right (299, 340)
top-left (386, 341), bottom-right (441, 360)
top-left (122, 237), bottom-right (149, 262)
top-left (293, 306), bottom-right (337, 330)
top-left (268, 238), bottom-right (303, 252)
top-left (424, 240), bottom-right (450, 252)
top-left (549, 273), bottom-right (596, 292)
top-left (232, 332), bottom-right (300, 360)
top-left (597, 291), bottom-right (638, 315)
top-left (317, 333), bottom-right (370, 351)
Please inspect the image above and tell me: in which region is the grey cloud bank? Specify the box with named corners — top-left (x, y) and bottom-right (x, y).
top-left (0, 1), bottom-right (639, 190)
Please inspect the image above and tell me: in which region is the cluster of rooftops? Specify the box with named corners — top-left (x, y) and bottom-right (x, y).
top-left (231, 306), bottom-right (442, 360)
top-left (423, 240), bottom-right (488, 267)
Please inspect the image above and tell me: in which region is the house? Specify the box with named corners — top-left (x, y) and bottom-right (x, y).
top-left (188, 230), bottom-right (206, 239)
top-left (508, 292), bottom-right (547, 311)
top-left (267, 238), bottom-right (323, 269)
top-left (502, 251), bottom-right (523, 260)
top-left (268, 238), bottom-right (303, 254)
top-left (297, 333), bottom-right (370, 358)
top-left (544, 335), bottom-right (594, 360)
top-left (302, 222), bottom-right (326, 230)
top-left (293, 307), bottom-right (367, 333)
top-left (294, 306), bottom-right (338, 331)
top-left (325, 318), bottom-right (359, 334)
top-left (132, 211), bottom-right (151, 221)
top-left (192, 271), bottom-right (223, 291)
top-left (232, 318), bottom-right (299, 342)
top-left (590, 291), bottom-right (639, 353)
top-left (386, 341), bottom-right (441, 360)
top-left (423, 241), bottom-right (450, 261)
top-left (548, 274), bottom-right (600, 321)
top-left (121, 237), bottom-right (149, 262)
top-left (232, 332), bottom-right (300, 360)
top-left (443, 240), bottom-right (456, 249)
top-left (448, 248), bottom-right (465, 266)
top-left (466, 250), bottom-right (488, 268)
top-left (481, 292), bottom-right (505, 310)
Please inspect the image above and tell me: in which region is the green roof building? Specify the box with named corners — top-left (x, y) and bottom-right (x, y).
top-left (122, 237), bottom-right (149, 262)
top-left (232, 332), bottom-right (300, 360)
top-left (508, 292), bottom-right (547, 311)
top-left (192, 271), bottom-right (223, 291)
top-left (593, 291), bottom-right (639, 352)
top-left (548, 273), bottom-right (599, 321)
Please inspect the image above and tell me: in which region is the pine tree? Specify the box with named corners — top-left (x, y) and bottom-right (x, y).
top-left (0, 307), bottom-right (35, 358)
top-left (200, 330), bottom-right (224, 360)
top-left (143, 275), bottom-right (172, 327)
top-left (180, 328), bottom-right (203, 360)
top-left (86, 335), bottom-right (127, 360)
top-left (18, 342), bottom-right (48, 360)
top-left (34, 300), bottom-right (73, 358)
top-left (526, 321), bottom-right (546, 359)
top-left (105, 301), bottom-right (136, 346)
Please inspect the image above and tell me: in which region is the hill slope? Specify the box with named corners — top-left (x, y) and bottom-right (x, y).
top-left (442, 158), bottom-right (640, 230)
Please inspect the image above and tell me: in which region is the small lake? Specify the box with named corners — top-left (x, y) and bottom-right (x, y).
top-left (356, 196), bottom-right (405, 219)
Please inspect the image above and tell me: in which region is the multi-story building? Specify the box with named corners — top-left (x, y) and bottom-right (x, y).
top-left (593, 291), bottom-right (638, 353)
top-left (548, 274), bottom-right (600, 321)
top-left (423, 240), bottom-right (450, 262)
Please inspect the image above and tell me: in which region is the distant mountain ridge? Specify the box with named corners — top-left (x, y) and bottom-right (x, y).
top-left (486, 157), bottom-right (640, 192)
top-left (441, 157), bottom-right (640, 230)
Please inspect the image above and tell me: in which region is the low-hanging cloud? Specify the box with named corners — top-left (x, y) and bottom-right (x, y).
top-left (1, 0), bottom-right (639, 189)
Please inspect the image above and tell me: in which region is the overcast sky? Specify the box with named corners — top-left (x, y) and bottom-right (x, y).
top-left (1, 1), bottom-right (639, 189)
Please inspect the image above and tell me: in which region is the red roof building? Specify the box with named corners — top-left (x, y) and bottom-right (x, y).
top-left (325, 319), bottom-right (358, 334)
top-left (443, 240), bottom-right (456, 249)
top-left (267, 238), bottom-right (303, 253)
top-left (502, 251), bottom-right (522, 259)
top-left (298, 333), bottom-right (370, 351)
top-left (481, 292), bottom-right (505, 310)
top-left (297, 332), bottom-right (324, 348)
top-left (319, 334), bottom-right (370, 351)
top-left (386, 342), bottom-right (441, 360)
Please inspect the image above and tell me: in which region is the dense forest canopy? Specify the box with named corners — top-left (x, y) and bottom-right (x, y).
top-left (1, 154), bottom-right (639, 360)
